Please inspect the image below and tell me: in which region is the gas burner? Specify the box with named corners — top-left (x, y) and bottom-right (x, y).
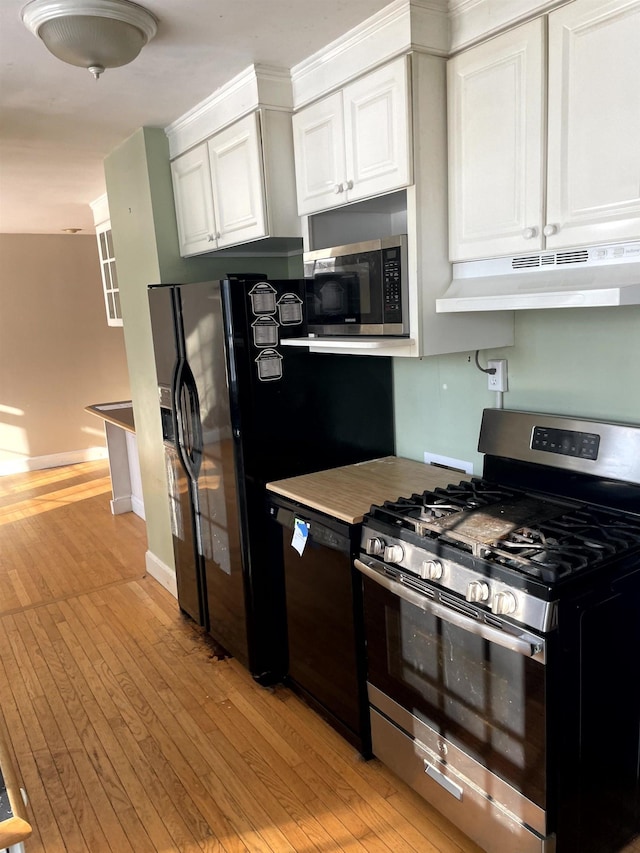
top-left (367, 476), bottom-right (640, 586)
top-left (378, 478), bottom-right (525, 537)
top-left (478, 507), bottom-right (640, 582)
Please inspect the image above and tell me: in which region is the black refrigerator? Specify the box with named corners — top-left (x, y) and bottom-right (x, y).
top-left (148, 276), bottom-right (394, 684)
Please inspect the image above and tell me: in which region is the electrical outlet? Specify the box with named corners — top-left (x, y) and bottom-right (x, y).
top-left (487, 359), bottom-right (508, 392)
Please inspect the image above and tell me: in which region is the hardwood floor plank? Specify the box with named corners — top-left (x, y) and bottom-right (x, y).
top-left (24, 607), bottom-right (138, 853)
top-left (7, 611), bottom-right (115, 851)
top-left (7, 461), bottom-right (615, 852)
top-left (56, 592), bottom-right (238, 837)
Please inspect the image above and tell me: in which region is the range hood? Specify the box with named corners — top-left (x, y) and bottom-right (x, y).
top-left (436, 241), bottom-right (640, 312)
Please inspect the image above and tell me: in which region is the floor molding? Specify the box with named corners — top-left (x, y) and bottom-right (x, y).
top-left (0, 447), bottom-right (107, 477)
top-left (145, 549), bottom-right (177, 599)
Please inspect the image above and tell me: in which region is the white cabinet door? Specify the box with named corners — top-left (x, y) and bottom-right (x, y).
top-left (545, 0), bottom-right (640, 249)
top-left (292, 92), bottom-right (346, 215)
top-left (171, 143), bottom-right (218, 256)
top-left (344, 55), bottom-right (412, 204)
top-left (292, 56), bottom-right (411, 215)
top-left (209, 112), bottom-right (267, 248)
top-left (95, 221), bottom-right (122, 326)
top-left (447, 19), bottom-right (545, 261)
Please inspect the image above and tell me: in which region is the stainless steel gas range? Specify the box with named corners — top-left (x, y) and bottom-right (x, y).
top-left (355, 409), bottom-right (640, 853)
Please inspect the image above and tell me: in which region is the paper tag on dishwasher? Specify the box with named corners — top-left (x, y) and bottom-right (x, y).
top-left (292, 518), bottom-right (309, 556)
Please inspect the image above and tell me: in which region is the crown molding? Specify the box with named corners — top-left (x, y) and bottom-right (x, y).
top-left (448, 0), bottom-right (568, 51)
top-left (165, 64), bottom-right (293, 159)
top-left (89, 193), bottom-right (110, 225)
top-left (291, 0), bottom-right (449, 108)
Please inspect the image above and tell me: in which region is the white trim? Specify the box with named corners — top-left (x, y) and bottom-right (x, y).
top-left (131, 495), bottom-right (145, 520)
top-left (110, 495), bottom-right (133, 514)
top-left (290, 0), bottom-right (449, 108)
top-left (0, 446), bottom-right (107, 477)
top-left (448, 0), bottom-right (568, 52)
top-left (89, 192), bottom-right (109, 226)
top-left (145, 550), bottom-right (177, 599)
top-left (165, 64), bottom-right (294, 159)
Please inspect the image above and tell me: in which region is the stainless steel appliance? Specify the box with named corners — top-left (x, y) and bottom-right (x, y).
top-left (355, 409), bottom-right (640, 853)
top-left (303, 235), bottom-right (408, 337)
top-left (437, 240), bottom-right (640, 312)
top-left (147, 276), bottom-right (394, 686)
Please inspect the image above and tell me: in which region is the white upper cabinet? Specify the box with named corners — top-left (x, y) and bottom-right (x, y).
top-left (172, 114), bottom-right (267, 256)
top-left (208, 113), bottom-right (266, 249)
top-left (171, 143), bottom-right (217, 255)
top-left (293, 56), bottom-right (412, 215)
top-left (545, 0), bottom-right (640, 250)
top-left (167, 66), bottom-right (301, 258)
top-left (448, 0), bottom-right (640, 261)
top-left (89, 194), bottom-right (123, 327)
top-left (447, 19), bottom-right (545, 260)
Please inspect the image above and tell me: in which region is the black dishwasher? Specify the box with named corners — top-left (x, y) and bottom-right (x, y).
top-left (269, 495), bottom-right (371, 757)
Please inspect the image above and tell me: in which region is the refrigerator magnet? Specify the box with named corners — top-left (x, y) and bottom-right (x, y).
top-left (277, 293), bottom-right (303, 325)
top-left (254, 348), bottom-right (283, 381)
top-left (249, 282), bottom-right (277, 315)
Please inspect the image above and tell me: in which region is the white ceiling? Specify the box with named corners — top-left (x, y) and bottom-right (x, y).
top-left (0, 0), bottom-right (395, 235)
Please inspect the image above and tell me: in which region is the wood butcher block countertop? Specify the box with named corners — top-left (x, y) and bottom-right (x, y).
top-left (267, 456), bottom-right (472, 525)
top-left (85, 401), bottom-right (135, 433)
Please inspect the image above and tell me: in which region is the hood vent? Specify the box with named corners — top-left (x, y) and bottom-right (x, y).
top-left (512, 249), bottom-right (589, 270)
top-left (437, 241), bottom-right (640, 312)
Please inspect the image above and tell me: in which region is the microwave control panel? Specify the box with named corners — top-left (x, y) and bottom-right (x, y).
top-left (382, 247), bottom-right (402, 322)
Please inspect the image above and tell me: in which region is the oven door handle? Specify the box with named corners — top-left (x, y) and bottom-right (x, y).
top-left (354, 559), bottom-right (545, 662)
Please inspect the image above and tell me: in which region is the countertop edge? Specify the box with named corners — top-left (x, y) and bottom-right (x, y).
top-left (85, 402), bottom-right (136, 434)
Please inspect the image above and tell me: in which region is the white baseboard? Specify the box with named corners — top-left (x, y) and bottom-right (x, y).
top-left (145, 550), bottom-right (177, 599)
top-left (131, 495), bottom-right (146, 520)
top-left (110, 495), bottom-right (133, 515)
top-left (0, 447), bottom-right (108, 477)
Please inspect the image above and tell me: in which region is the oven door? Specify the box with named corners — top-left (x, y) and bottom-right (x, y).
top-left (355, 557), bottom-right (550, 846)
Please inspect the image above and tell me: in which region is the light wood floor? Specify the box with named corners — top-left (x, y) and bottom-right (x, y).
top-left (0, 461), bottom-right (638, 853)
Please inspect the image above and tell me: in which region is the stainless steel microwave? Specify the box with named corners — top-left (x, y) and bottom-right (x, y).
top-left (302, 235), bottom-right (408, 337)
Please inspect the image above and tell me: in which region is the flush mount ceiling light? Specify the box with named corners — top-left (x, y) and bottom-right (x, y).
top-left (21, 0), bottom-right (158, 79)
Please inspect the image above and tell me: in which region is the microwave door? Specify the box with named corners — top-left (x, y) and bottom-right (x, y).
top-left (306, 261), bottom-right (375, 335)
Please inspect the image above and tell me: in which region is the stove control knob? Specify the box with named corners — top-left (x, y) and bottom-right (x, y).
top-left (466, 581), bottom-right (490, 603)
top-left (383, 544), bottom-right (404, 564)
top-left (492, 591), bottom-right (518, 615)
top-left (365, 537), bottom-right (385, 557)
top-left (421, 559), bottom-right (443, 580)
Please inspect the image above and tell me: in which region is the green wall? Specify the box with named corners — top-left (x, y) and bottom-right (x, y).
top-left (394, 305), bottom-right (640, 474)
top-left (105, 126), bottom-right (640, 572)
top-left (104, 127), bottom-right (297, 573)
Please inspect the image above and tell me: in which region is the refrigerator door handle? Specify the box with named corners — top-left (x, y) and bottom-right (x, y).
top-left (173, 358), bottom-right (203, 482)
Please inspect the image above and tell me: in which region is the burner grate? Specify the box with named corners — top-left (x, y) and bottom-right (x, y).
top-left (367, 479), bottom-right (640, 585)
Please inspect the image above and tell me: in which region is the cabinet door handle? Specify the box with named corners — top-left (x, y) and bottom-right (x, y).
top-left (543, 223), bottom-right (558, 237)
top-left (334, 183), bottom-right (344, 194)
top-left (522, 226), bottom-right (537, 239)
top-left (345, 179), bottom-right (354, 190)
top-left (207, 233), bottom-right (214, 242)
